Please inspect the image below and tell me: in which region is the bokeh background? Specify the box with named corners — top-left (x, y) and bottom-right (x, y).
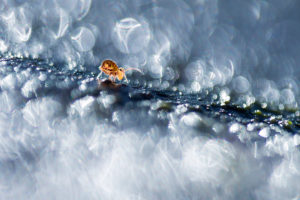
top-left (0, 0), bottom-right (300, 199)
top-left (1, 0), bottom-right (300, 107)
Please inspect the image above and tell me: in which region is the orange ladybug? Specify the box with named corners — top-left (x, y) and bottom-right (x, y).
top-left (97, 59), bottom-right (143, 82)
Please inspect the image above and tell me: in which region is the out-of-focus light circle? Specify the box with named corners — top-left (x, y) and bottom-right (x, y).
top-left (0, 40), bottom-right (8, 53)
top-left (112, 18), bottom-right (151, 54)
top-left (71, 26), bottom-right (95, 52)
top-left (191, 81), bottom-right (201, 92)
top-left (73, 0), bottom-right (92, 20)
top-left (280, 88), bottom-right (295, 105)
top-left (232, 76), bottom-right (250, 94)
top-left (185, 60), bottom-right (205, 82)
top-left (2, 8), bottom-right (32, 43)
top-left (41, 7), bottom-right (70, 39)
top-left (55, 0), bottom-right (77, 12)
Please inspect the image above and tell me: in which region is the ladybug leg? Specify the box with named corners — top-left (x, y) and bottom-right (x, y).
top-left (124, 74), bottom-right (128, 83)
top-left (96, 70), bottom-right (103, 79)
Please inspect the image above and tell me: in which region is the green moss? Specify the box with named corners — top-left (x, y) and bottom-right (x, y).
top-left (156, 102), bottom-right (173, 112)
top-left (254, 109), bottom-right (262, 116)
